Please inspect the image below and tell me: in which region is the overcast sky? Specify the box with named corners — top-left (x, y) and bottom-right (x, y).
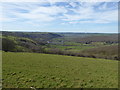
top-left (1, 1), bottom-right (118, 33)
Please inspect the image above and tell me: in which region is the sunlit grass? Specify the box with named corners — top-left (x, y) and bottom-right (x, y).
top-left (3, 52), bottom-right (118, 88)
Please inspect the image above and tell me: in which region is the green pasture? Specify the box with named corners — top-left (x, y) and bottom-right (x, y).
top-left (2, 52), bottom-right (118, 88)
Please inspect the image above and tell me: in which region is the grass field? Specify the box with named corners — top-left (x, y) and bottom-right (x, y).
top-left (3, 52), bottom-right (118, 88)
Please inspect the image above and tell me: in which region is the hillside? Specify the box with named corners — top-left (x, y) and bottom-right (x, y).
top-left (2, 31), bottom-right (62, 42)
top-left (81, 45), bottom-right (118, 60)
top-left (1, 31), bottom-right (62, 52)
top-left (1, 36), bottom-right (41, 52)
top-left (58, 33), bottom-right (118, 43)
top-left (3, 52), bottom-right (118, 88)
top-left (73, 35), bottom-right (118, 43)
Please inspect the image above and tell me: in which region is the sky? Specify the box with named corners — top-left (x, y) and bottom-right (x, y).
top-left (1, 0), bottom-right (118, 33)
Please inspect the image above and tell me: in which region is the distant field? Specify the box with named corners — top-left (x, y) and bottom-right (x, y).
top-left (49, 42), bottom-right (117, 52)
top-left (3, 52), bottom-right (118, 88)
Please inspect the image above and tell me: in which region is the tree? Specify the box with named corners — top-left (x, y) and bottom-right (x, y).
top-left (2, 38), bottom-right (16, 52)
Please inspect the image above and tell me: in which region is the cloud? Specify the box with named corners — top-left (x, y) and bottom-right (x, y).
top-left (1, 0), bottom-right (41, 2)
top-left (61, 2), bottom-right (118, 24)
top-left (1, 2), bottom-right (118, 26)
top-left (1, 0), bottom-right (119, 2)
top-left (2, 3), bottom-right (68, 23)
top-left (32, 6), bottom-right (67, 15)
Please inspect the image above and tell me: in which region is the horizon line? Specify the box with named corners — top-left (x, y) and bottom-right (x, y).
top-left (1, 30), bottom-right (118, 34)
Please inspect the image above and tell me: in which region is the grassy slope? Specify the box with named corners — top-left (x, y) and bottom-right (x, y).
top-left (3, 52), bottom-right (118, 88)
top-left (81, 45), bottom-right (118, 59)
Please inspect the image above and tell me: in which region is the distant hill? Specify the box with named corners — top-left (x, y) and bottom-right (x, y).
top-left (81, 45), bottom-right (118, 60)
top-left (1, 31), bottom-right (63, 53)
top-left (56, 33), bottom-right (118, 43)
top-left (2, 31), bottom-right (62, 42)
top-left (73, 35), bottom-right (118, 43)
top-left (1, 35), bottom-right (42, 52)
top-left (1, 31), bottom-right (118, 60)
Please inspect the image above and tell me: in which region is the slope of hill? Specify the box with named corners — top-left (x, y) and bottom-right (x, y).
top-left (81, 45), bottom-right (118, 60)
top-left (3, 52), bottom-right (118, 88)
top-left (74, 35), bottom-right (118, 43)
top-left (1, 36), bottom-right (43, 52)
top-left (58, 33), bottom-right (118, 43)
top-left (2, 31), bottom-right (62, 42)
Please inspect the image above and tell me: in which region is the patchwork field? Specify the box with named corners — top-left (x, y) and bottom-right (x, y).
top-left (3, 52), bottom-right (118, 88)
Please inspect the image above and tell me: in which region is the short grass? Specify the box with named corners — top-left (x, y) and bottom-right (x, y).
top-left (49, 42), bottom-right (117, 53)
top-left (49, 44), bottom-right (97, 51)
top-left (3, 52), bottom-right (118, 88)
